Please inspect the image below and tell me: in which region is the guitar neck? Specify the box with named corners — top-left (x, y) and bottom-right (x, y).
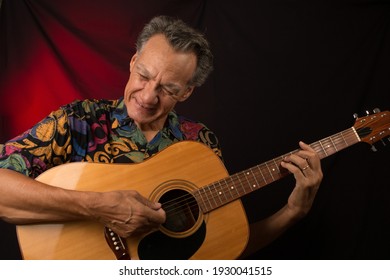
top-left (196, 127), bottom-right (361, 213)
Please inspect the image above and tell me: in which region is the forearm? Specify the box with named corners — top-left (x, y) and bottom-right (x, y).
top-left (239, 141), bottom-right (323, 258)
top-left (240, 204), bottom-right (303, 258)
top-left (0, 168), bottom-right (166, 238)
top-left (0, 168), bottom-right (95, 224)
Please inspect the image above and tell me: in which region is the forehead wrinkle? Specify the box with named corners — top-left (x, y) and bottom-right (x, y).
top-left (136, 62), bottom-right (183, 92)
top-left (135, 63), bottom-right (153, 77)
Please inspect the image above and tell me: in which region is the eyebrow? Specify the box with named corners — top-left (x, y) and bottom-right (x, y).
top-left (162, 83), bottom-right (181, 94)
top-left (135, 63), bottom-right (151, 77)
top-left (136, 63), bottom-right (182, 94)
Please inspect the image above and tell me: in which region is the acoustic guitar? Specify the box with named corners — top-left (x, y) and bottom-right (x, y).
top-left (16, 109), bottom-right (390, 259)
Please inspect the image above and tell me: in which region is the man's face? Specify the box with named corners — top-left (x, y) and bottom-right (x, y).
top-left (124, 34), bottom-right (196, 132)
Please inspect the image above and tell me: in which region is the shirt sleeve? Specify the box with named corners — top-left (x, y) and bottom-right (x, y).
top-left (178, 116), bottom-right (223, 161)
top-left (197, 126), bottom-right (223, 161)
top-left (0, 108), bottom-right (72, 178)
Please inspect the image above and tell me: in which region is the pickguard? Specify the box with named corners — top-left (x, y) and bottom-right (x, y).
top-left (137, 222), bottom-right (206, 260)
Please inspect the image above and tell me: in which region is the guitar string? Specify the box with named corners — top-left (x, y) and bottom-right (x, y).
top-left (159, 162), bottom-right (279, 214)
top-left (161, 129), bottom-right (359, 215)
top-left (161, 152), bottom-right (296, 214)
top-left (162, 122), bottom-right (390, 216)
top-left (161, 129), bottom-right (359, 216)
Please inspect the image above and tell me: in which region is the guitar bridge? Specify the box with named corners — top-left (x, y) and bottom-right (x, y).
top-left (104, 227), bottom-right (131, 260)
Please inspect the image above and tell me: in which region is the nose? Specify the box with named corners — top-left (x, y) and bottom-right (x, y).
top-left (140, 82), bottom-right (159, 105)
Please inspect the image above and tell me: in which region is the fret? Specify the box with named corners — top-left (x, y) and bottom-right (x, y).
top-left (268, 161), bottom-right (276, 174)
top-left (217, 180), bottom-right (229, 203)
top-left (195, 125), bottom-right (365, 213)
top-left (226, 176), bottom-right (240, 197)
top-left (318, 140), bottom-right (328, 156)
top-left (349, 127), bottom-right (363, 146)
top-left (351, 126), bottom-right (361, 142)
top-left (265, 162), bottom-right (275, 181)
top-left (223, 177), bottom-right (235, 201)
top-left (329, 135), bottom-right (338, 152)
top-left (243, 171), bottom-right (254, 191)
top-left (340, 132), bottom-right (348, 147)
top-left (207, 184), bottom-right (218, 210)
top-left (249, 168), bottom-right (261, 189)
top-left (272, 158), bottom-right (281, 173)
top-left (242, 171), bottom-right (252, 189)
top-left (235, 173), bottom-right (246, 195)
top-left (271, 158), bottom-right (283, 180)
top-left (214, 182), bottom-right (224, 205)
top-left (198, 186), bottom-right (212, 213)
top-left (320, 137), bottom-right (337, 156)
top-left (256, 164), bottom-right (268, 185)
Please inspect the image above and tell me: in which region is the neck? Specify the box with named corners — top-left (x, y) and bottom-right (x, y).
top-left (136, 120), bottom-right (165, 142)
top-left (142, 130), bottom-right (159, 142)
top-left (134, 115), bottom-right (169, 142)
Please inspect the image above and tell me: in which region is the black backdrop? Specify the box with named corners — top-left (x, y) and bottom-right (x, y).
top-left (0, 0), bottom-right (389, 259)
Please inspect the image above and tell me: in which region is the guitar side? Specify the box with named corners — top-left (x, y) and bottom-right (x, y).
top-left (16, 141), bottom-right (249, 260)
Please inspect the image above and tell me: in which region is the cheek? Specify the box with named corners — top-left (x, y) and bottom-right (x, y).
top-left (162, 98), bottom-right (178, 112)
top-left (123, 84), bottom-right (131, 101)
top-left (125, 76), bottom-right (145, 95)
top-left (123, 77), bottom-right (137, 100)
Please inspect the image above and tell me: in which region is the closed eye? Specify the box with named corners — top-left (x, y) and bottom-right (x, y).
top-left (138, 73), bottom-right (149, 81)
top-left (161, 84), bottom-right (181, 98)
top-left (161, 87), bottom-right (176, 96)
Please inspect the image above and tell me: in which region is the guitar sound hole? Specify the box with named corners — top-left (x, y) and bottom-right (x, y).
top-left (159, 189), bottom-right (199, 233)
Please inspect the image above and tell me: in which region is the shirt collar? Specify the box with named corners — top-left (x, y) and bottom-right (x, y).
top-left (112, 97), bottom-right (183, 140)
top-left (112, 97), bottom-right (132, 127)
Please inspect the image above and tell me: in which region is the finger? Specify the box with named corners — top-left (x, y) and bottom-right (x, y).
top-left (280, 160), bottom-right (306, 178)
top-left (298, 141), bottom-right (321, 170)
top-left (131, 195), bottom-right (166, 224)
top-left (127, 192), bottom-right (166, 223)
top-left (143, 198), bottom-right (162, 210)
top-left (143, 207), bottom-right (166, 224)
top-left (301, 164), bottom-right (310, 172)
top-left (283, 153), bottom-right (310, 171)
top-left (299, 141), bottom-right (314, 152)
top-left (134, 192), bottom-right (162, 210)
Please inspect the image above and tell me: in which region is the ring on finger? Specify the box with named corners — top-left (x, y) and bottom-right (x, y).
top-left (302, 165), bottom-right (310, 171)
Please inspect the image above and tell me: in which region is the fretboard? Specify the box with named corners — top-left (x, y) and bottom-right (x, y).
top-left (195, 127), bottom-right (361, 213)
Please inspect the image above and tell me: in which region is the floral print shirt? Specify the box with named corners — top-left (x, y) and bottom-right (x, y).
top-left (0, 98), bottom-right (222, 178)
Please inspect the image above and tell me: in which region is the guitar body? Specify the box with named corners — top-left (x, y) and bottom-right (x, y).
top-left (16, 109), bottom-right (390, 259)
top-left (16, 141), bottom-right (249, 260)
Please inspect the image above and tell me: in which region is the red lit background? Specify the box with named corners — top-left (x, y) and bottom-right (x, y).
top-left (0, 0), bottom-right (207, 139)
top-left (1, 0), bottom-right (390, 259)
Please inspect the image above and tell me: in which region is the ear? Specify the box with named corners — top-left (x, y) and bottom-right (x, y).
top-left (177, 86), bottom-right (195, 102)
top-left (129, 53), bottom-right (138, 72)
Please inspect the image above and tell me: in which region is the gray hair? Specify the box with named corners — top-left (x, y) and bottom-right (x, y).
top-left (135, 15), bottom-right (213, 87)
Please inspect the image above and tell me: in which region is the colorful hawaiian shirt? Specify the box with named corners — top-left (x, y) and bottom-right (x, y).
top-left (0, 98), bottom-right (222, 178)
